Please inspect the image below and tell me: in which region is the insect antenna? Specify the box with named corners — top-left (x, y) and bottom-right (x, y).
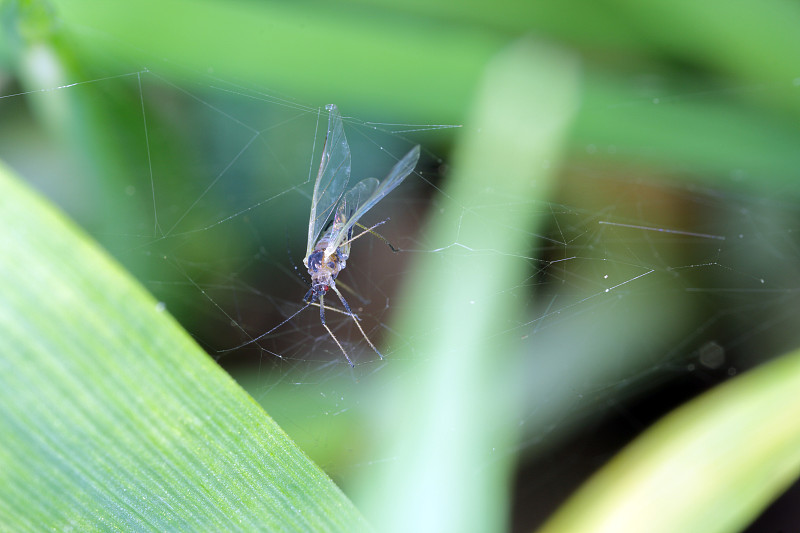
top-left (218, 301), bottom-right (312, 353)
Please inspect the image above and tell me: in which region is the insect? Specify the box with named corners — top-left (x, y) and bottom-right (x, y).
top-left (303, 104), bottom-right (420, 366)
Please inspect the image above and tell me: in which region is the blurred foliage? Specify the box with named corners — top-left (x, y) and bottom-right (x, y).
top-left (2, 0), bottom-right (800, 532)
top-left (539, 345), bottom-right (800, 533)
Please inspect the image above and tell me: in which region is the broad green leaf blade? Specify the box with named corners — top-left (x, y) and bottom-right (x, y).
top-left (537, 347), bottom-right (800, 533)
top-left (0, 161), bottom-right (369, 531)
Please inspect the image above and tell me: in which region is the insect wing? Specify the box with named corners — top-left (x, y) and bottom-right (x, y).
top-left (307, 104), bottom-right (351, 257)
top-left (329, 178), bottom-right (380, 256)
top-left (325, 144), bottom-right (420, 255)
top-left (335, 178), bottom-right (380, 226)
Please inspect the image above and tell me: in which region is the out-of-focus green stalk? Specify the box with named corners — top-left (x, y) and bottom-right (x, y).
top-left (352, 38), bottom-right (581, 533)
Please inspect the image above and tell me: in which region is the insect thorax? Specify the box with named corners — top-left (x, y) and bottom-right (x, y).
top-left (305, 248), bottom-right (346, 295)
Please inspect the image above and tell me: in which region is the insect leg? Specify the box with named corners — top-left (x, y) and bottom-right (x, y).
top-left (330, 283), bottom-right (384, 360)
top-left (319, 292), bottom-right (354, 367)
top-left (309, 300), bottom-right (357, 317)
top-left (354, 221), bottom-right (400, 253)
top-left (332, 278), bottom-right (368, 307)
top-left (306, 284), bottom-right (353, 315)
top-left (338, 219), bottom-right (399, 252)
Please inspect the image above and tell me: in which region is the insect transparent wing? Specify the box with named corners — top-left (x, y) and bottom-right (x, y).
top-left (333, 178), bottom-right (380, 231)
top-left (327, 178), bottom-right (380, 258)
top-left (336, 179), bottom-right (380, 222)
top-left (325, 144), bottom-right (420, 255)
top-left (307, 104), bottom-right (351, 256)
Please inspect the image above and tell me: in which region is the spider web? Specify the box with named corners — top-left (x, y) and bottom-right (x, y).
top-left (2, 57), bottom-right (799, 531)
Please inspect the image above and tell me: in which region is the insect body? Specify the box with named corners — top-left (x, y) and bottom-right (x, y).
top-left (303, 104), bottom-right (420, 366)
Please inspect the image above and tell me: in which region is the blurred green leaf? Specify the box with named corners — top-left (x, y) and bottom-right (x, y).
top-left (537, 347), bottom-right (800, 533)
top-left (39, 0), bottom-right (800, 183)
top-left (0, 160), bottom-right (369, 531)
top-left (45, 0), bottom-right (504, 121)
top-left (351, 38), bottom-right (581, 533)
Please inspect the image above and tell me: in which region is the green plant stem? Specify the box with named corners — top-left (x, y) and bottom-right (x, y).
top-left (351, 38), bottom-right (581, 533)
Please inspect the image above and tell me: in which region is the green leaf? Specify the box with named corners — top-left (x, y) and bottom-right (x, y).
top-left (40, 0), bottom-right (800, 182)
top-left (0, 161), bottom-right (369, 530)
top-left (351, 39), bottom-right (582, 533)
top-left (537, 347), bottom-right (800, 533)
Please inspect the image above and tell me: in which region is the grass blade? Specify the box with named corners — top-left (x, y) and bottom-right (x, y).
top-left (0, 160), bottom-right (369, 531)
